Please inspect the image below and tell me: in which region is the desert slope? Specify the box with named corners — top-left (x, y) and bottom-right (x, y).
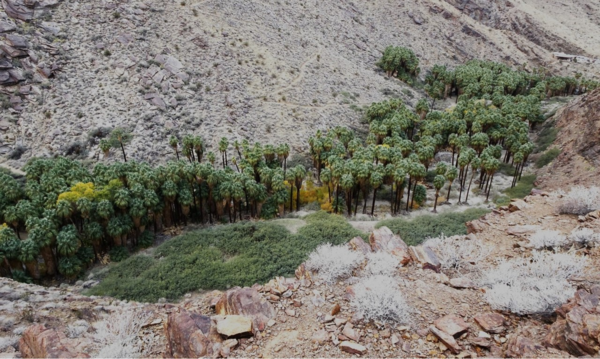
top-left (0, 0), bottom-right (599, 165)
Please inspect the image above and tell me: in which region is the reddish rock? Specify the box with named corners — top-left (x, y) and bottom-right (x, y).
top-left (19, 325), bottom-right (90, 358)
top-left (466, 220), bottom-right (486, 234)
top-left (339, 341), bottom-right (367, 355)
top-left (342, 322), bottom-right (360, 342)
top-left (544, 289), bottom-right (600, 356)
top-left (369, 227), bottom-right (411, 265)
top-left (164, 309), bottom-right (216, 358)
top-left (409, 245), bottom-right (440, 272)
top-left (215, 287), bottom-right (275, 333)
top-left (474, 313), bottom-right (506, 333)
top-left (429, 326), bottom-right (461, 354)
top-left (331, 303), bottom-right (341, 316)
top-left (507, 225), bottom-right (541, 237)
top-left (505, 335), bottom-right (542, 357)
top-left (434, 315), bottom-right (469, 337)
top-left (469, 337), bottom-right (491, 347)
top-left (508, 200), bottom-right (528, 212)
top-left (347, 236), bottom-right (372, 254)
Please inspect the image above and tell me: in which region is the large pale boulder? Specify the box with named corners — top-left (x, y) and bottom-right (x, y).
top-left (216, 315), bottom-right (253, 338)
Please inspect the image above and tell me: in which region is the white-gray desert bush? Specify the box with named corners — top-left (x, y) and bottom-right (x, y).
top-left (569, 228), bottom-right (599, 247)
top-left (305, 243), bottom-right (363, 283)
top-left (66, 319), bottom-right (90, 338)
top-left (482, 251), bottom-right (587, 315)
top-left (364, 252), bottom-right (399, 276)
top-left (352, 275), bottom-right (410, 324)
top-left (0, 336), bottom-right (18, 351)
top-left (424, 235), bottom-right (492, 270)
top-left (527, 230), bottom-right (568, 249)
top-left (558, 186), bottom-right (600, 215)
top-left (92, 310), bottom-right (149, 358)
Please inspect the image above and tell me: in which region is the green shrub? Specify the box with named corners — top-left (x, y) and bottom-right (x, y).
top-left (88, 212), bottom-right (362, 302)
top-left (535, 148), bottom-right (561, 168)
top-left (109, 246), bottom-right (130, 262)
top-left (535, 120), bottom-right (558, 153)
top-left (375, 208), bottom-right (490, 246)
top-left (501, 174), bottom-right (537, 200)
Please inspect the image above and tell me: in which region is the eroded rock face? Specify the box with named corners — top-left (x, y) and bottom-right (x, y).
top-left (347, 236), bottom-right (372, 254)
top-left (164, 309), bottom-right (215, 358)
top-left (215, 287), bottom-right (275, 333)
top-left (369, 227), bottom-right (411, 265)
top-left (19, 324), bottom-right (89, 358)
top-left (544, 288), bottom-right (600, 356)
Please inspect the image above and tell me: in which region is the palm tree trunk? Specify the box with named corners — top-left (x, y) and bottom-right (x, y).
top-left (405, 177), bottom-right (412, 212)
top-left (290, 186), bottom-right (294, 212)
top-left (410, 181), bottom-right (418, 209)
top-left (371, 188), bottom-right (378, 216)
top-left (119, 142), bottom-right (127, 162)
top-left (175, 148), bottom-right (180, 161)
top-left (296, 186), bottom-right (301, 212)
top-left (486, 172), bottom-right (495, 202)
top-left (40, 246), bottom-right (56, 277)
top-left (446, 181), bottom-right (453, 204)
top-left (433, 192), bottom-right (439, 213)
top-left (362, 189), bottom-right (368, 214)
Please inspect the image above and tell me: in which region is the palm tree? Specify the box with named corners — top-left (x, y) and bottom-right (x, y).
top-left (169, 136), bottom-right (180, 160)
top-left (109, 128), bottom-right (133, 162)
top-left (369, 166), bottom-right (384, 216)
top-left (432, 175), bottom-right (445, 213)
top-left (463, 157), bottom-right (481, 204)
top-left (293, 165), bottom-right (306, 212)
top-left (444, 167), bottom-right (458, 204)
top-left (277, 143), bottom-right (290, 178)
top-left (219, 137), bottom-right (229, 168)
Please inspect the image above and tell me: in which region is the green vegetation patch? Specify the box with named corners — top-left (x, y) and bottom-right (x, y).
top-left (88, 212), bottom-right (362, 302)
top-left (374, 208), bottom-right (490, 246)
top-left (494, 174), bottom-right (537, 207)
top-left (535, 120), bottom-right (559, 153)
top-left (535, 148), bottom-right (561, 168)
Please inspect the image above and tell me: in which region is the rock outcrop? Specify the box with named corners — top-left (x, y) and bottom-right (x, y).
top-left (214, 287), bottom-right (275, 333)
top-left (544, 288), bottom-right (600, 356)
top-left (369, 227), bottom-right (411, 265)
top-left (19, 325), bottom-right (89, 358)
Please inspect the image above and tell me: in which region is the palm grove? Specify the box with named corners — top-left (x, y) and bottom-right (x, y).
top-left (1, 46), bottom-right (597, 283)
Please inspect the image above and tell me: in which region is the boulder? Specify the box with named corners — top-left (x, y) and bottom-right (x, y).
top-left (434, 315), bottom-right (469, 337)
top-left (164, 309), bottom-right (215, 358)
top-left (409, 245), bottom-right (440, 272)
top-left (474, 313), bottom-right (506, 333)
top-left (19, 325), bottom-right (89, 358)
top-left (544, 289), bottom-right (600, 356)
top-left (369, 227), bottom-right (411, 265)
top-left (215, 287), bottom-right (275, 333)
top-left (347, 236), bottom-right (372, 254)
top-left (339, 341), bottom-right (367, 355)
top-left (216, 315), bottom-right (253, 338)
top-left (429, 325), bottom-right (461, 354)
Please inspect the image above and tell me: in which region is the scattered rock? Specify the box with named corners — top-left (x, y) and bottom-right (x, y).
top-left (339, 341), bottom-right (367, 355)
top-left (504, 335), bottom-right (542, 357)
top-left (409, 245), bottom-right (441, 272)
top-left (429, 325), bottom-right (461, 354)
top-left (449, 277), bottom-right (476, 289)
top-left (434, 315), bottom-right (469, 337)
top-left (474, 313), bottom-right (506, 334)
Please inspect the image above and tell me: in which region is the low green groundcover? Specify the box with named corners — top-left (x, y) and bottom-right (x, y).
top-left (88, 212), bottom-right (362, 302)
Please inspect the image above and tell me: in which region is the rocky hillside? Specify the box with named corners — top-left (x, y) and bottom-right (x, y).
top-left (536, 88), bottom-right (600, 190)
top-left (1, 190), bottom-right (599, 358)
top-left (0, 0), bottom-right (599, 166)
